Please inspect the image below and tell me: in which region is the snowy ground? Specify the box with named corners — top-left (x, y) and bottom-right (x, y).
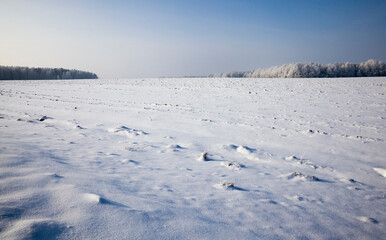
top-left (0, 77), bottom-right (385, 239)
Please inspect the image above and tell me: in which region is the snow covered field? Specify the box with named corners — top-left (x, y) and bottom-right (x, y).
top-left (0, 77), bottom-right (385, 239)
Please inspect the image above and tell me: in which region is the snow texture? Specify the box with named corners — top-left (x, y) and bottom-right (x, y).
top-left (0, 77), bottom-right (385, 239)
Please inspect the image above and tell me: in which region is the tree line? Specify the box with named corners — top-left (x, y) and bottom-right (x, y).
top-left (0, 66), bottom-right (98, 80)
top-left (209, 59), bottom-right (386, 78)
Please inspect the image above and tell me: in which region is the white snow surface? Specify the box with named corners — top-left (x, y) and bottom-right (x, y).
top-left (0, 77), bottom-right (385, 239)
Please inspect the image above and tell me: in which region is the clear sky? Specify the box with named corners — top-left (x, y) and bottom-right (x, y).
top-left (1, 0), bottom-right (385, 78)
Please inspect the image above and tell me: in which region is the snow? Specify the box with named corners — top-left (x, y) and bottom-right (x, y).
top-left (0, 77), bottom-right (385, 239)
top-left (373, 168), bottom-right (386, 178)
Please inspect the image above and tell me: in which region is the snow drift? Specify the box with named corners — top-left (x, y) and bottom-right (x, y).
top-left (0, 77), bottom-right (385, 239)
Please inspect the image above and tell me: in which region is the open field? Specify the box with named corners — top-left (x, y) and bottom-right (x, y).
top-left (0, 78), bottom-right (385, 239)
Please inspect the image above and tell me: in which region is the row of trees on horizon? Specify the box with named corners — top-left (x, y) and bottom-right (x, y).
top-left (2, 60), bottom-right (385, 80)
top-left (0, 66), bottom-right (98, 80)
top-left (209, 59), bottom-right (386, 78)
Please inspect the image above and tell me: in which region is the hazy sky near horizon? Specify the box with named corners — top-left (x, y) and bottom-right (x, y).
top-left (1, 0), bottom-right (385, 78)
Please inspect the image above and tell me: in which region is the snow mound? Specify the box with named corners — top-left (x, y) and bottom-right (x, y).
top-left (214, 181), bottom-right (237, 190)
top-left (108, 126), bottom-right (148, 137)
top-left (39, 116), bottom-right (48, 121)
top-left (286, 172), bottom-right (320, 181)
top-left (236, 145), bottom-right (254, 154)
top-left (197, 152), bottom-right (209, 161)
top-left (167, 144), bottom-right (183, 149)
top-left (373, 168), bottom-right (386, 177)
top-left (285, 155), bottom-right (300, 161)
top-left (83, 193), bottom-right (128, 207)
top-left (84, 193), bottom-right (103, 203)
top-left (221, 161), bottom-right (243, 170)
top-left (357, 216), bottom-right (379, 224)
top-left (166, 144), bottom-right (184, 152)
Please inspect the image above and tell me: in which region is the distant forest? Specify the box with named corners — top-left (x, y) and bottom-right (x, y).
top-left (0, 66), bottom-right (98, 80)
top-left (209, 59), bottom-right (386, 78)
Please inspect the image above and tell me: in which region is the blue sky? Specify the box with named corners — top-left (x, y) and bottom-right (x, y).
top-left (1, 0), bottom-right (385, 78)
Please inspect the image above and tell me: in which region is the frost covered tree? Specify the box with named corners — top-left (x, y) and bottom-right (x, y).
top-left (209, 60), bottom-right (386, 78)
top-left (0, 66), bottom-right (98, 80)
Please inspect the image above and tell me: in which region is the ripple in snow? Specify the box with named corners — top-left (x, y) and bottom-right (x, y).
top-left (0, 219), bottom-right (67, 240)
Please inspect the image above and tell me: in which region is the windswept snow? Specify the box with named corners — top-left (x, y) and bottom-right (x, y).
top-left (0, 77), bottom-right (385, 239)
top-left (373, 168), bottom-right (386, 178)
